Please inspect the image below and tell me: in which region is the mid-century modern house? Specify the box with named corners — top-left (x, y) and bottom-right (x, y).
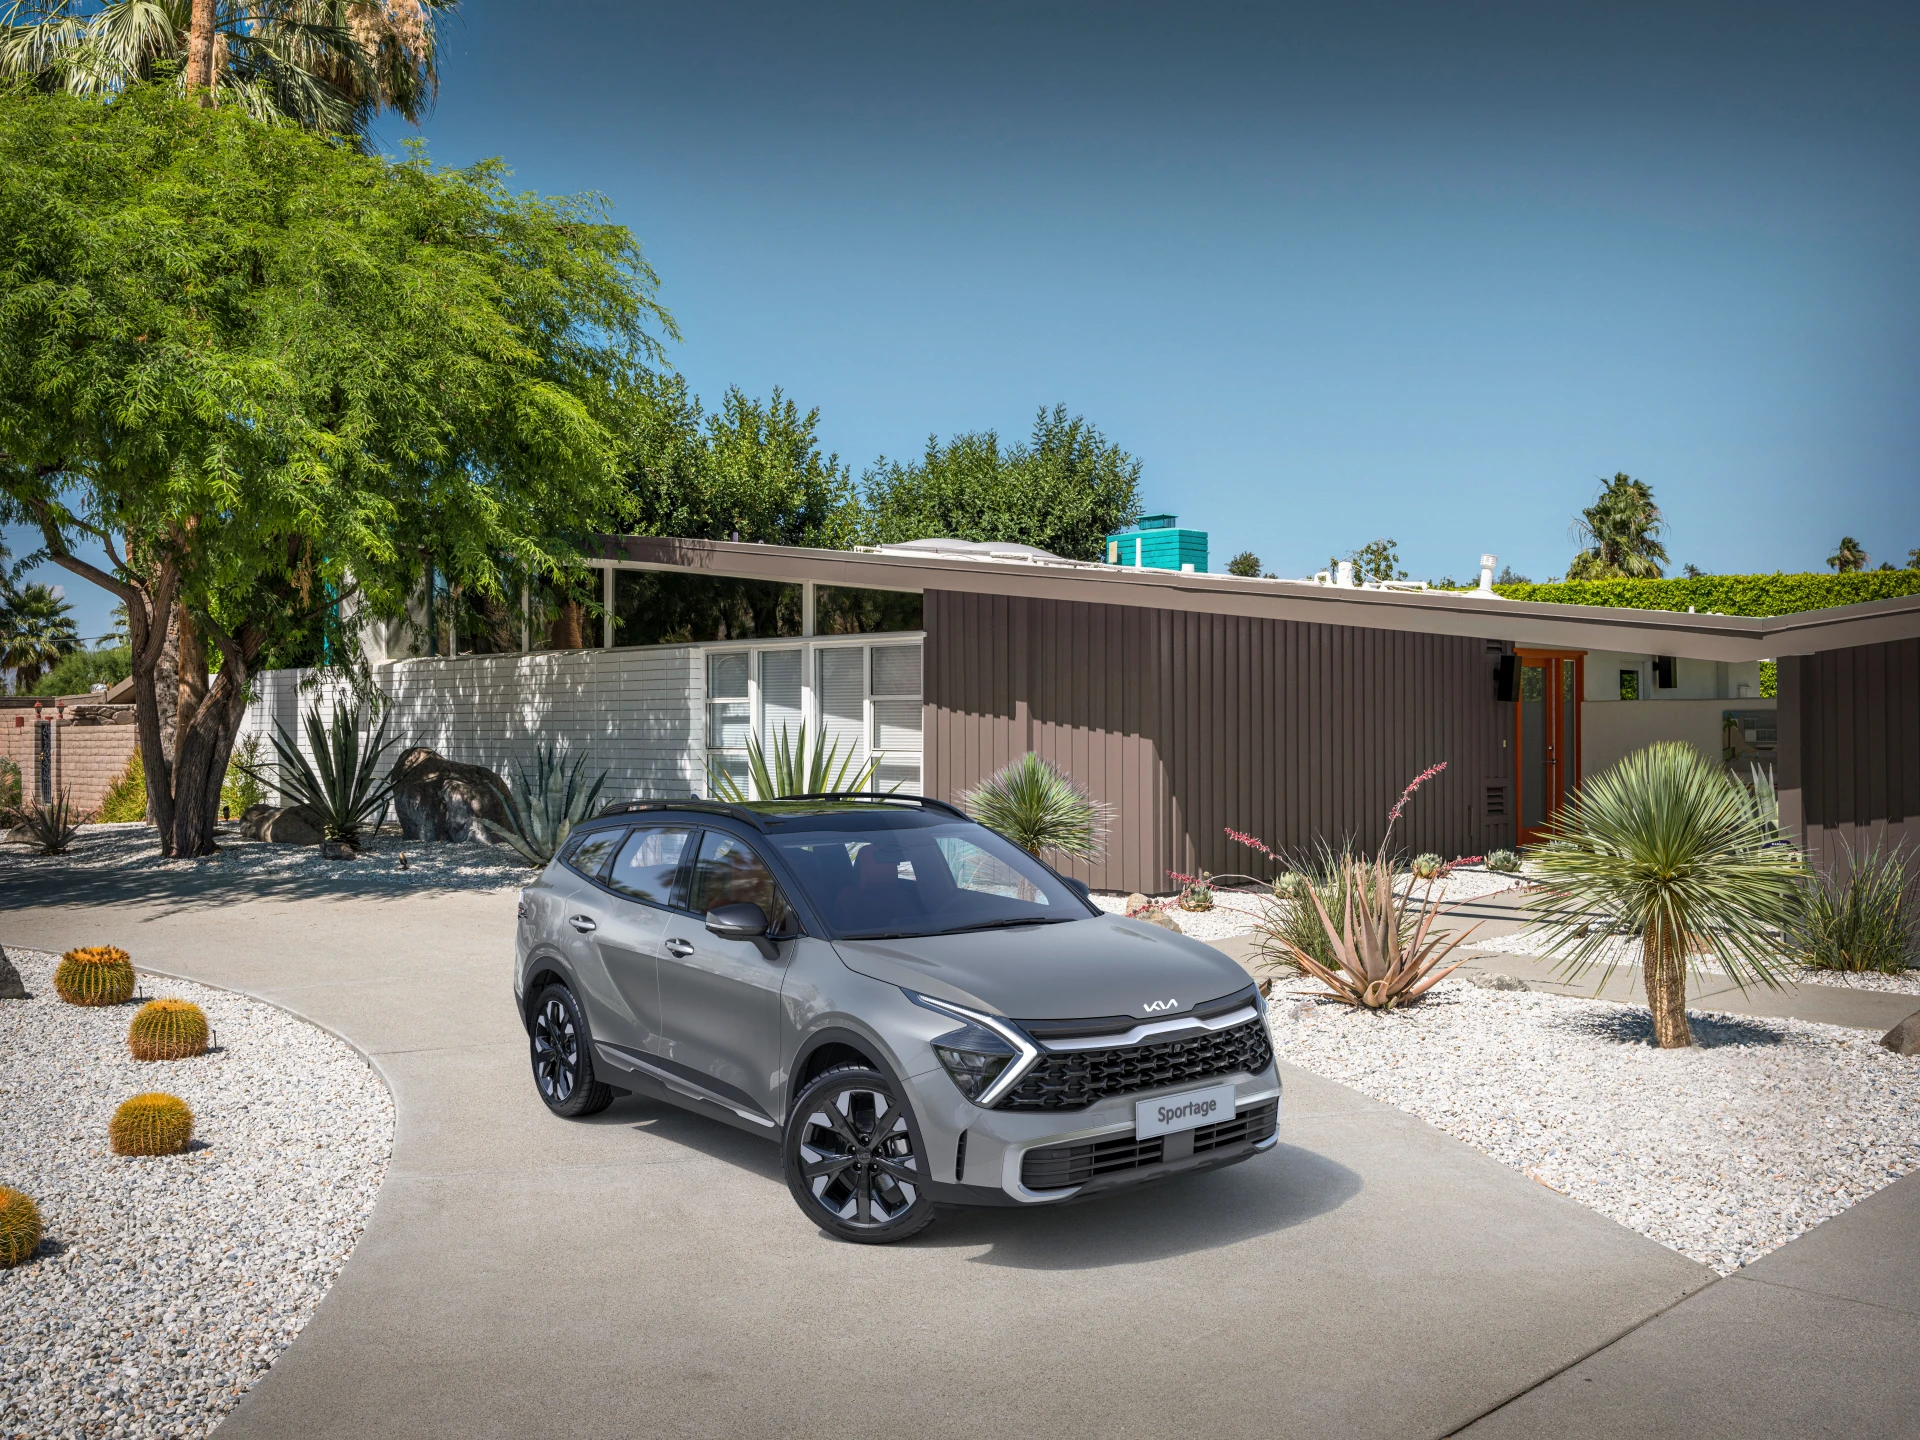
top-left (240, 536), bottom-right (1920, 893)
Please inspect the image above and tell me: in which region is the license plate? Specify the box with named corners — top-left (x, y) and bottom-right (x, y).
top-left (1134, 1082), bottom-right (1237, 1140)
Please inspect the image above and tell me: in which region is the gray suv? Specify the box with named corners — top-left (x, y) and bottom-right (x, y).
top-left (513, 795), bottom-right (1280, 1242)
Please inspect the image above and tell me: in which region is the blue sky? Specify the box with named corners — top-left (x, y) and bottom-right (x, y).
top-left (12, 0), bottom-right (1919, 644)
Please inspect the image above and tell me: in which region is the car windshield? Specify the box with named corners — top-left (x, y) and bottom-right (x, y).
top-left (771, 820), bottom-right (1093, 939)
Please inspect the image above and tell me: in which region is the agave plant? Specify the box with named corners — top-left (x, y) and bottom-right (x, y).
top-left (707, 722), bottom-right (883, 803)
top-left (1785, 840), bottom-right (1917, 975)
top-left (1269, 854), bottom-right (1475, 1008)
top-left (958, 752), bottom-right (1109, 862)
top-left (483, 745), bottom-right (608, 865)
top-left (17, 791), bottom-right (81, 855)
top-left (1526, 742), bottom-right (1804, 1048)
top-left (242, 700), bottom-right (401, 847)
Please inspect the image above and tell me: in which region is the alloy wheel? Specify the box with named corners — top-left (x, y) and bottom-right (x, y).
top-left (796, 1084), bottom-right (920, 1227)
top-left (532, 995), bottom-right (579, 1104)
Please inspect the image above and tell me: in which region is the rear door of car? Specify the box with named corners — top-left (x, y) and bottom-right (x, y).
top-left (657, 827), bottom-right (796, 1124)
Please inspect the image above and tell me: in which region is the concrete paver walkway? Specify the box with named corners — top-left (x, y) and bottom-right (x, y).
top-left (5, 862), bottom-right (1913, 1438)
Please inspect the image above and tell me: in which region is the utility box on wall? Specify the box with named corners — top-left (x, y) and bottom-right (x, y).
top-left (1105, 513), bottom-right (1209, 572)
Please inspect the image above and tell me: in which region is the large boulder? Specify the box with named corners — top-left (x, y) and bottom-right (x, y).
top-left (1880, 1008), bottom-right (1920, 1057)
top-left (391, 748), bottom-right (509, 844)
top-left (240, 803), bottom-right (324, 845)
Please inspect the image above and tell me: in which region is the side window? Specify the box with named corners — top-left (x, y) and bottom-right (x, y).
top-left (689, 831), bottom-right (796, 933)
top-left (565, 829), bottom-right (624, 883)
top-left (605, 826), bottom-right (694, 908)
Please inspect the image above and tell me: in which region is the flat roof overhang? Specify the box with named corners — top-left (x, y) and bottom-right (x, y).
top-left (594, 536), bottom-right (1920, 664)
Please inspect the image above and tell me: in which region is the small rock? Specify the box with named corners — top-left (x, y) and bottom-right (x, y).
top-left (1469, 972), bottom-right (1530, 992)
top-left (1879, 1008), bottom-right (1920, 1056)
top-left (239, 804), bottom-right (323, 845)
top-left (0, 943), bottom-right (27, 999)
top-left (318, 840), bottom-right (357, 862)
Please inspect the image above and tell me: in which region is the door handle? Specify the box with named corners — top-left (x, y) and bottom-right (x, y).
top-left (664, 938), bottom-right (694, 958)
top-left (568, 915), bottom-right (598, 934)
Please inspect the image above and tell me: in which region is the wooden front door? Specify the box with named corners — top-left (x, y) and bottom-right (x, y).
top-left (1514, 650), bottom-right (1584, 845)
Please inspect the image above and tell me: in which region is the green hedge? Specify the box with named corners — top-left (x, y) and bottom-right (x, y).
top-left (1489, 571), bottom-right (1920, 618)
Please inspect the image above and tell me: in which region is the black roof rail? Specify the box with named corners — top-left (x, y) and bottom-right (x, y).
top-left (597, 799), bottom-right (770, 831)
top-left (778, 792), bottom-right (971, 820)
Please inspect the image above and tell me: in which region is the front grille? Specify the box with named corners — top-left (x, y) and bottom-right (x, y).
top-left (999, 1015), bottom-right (1274, 1111)
top-left (1021, 1099), bottom-right (1279, 1189)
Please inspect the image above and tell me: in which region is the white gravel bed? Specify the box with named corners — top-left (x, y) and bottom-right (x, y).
top-left (1092, 890), bottom-right (1265, 941)
top-left (0, 947), bottom-right (393, 1440)
top-left (1393, 865), bottom-right (1531, 904)
top-left (1266, 975), bottom-right (1920, 1273)
top-left (2, 822), bottom-right (530, 892)
top-left (1468, 925), bottom-right (1920, 995)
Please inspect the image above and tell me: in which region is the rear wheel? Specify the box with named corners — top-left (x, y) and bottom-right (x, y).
top-left (529, 983), bottom-right (614, 1118)
top-left (783, 1065), bottom-right (935, 1243)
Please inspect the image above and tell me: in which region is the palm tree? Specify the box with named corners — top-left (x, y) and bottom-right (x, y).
top-left (1566, 474), bottom-right (1668, 579)
top-left (0, 0), bottom-right (455, 142)
top-left (1827, 536), bottom-right (1868, 573)
top-left (1, 581), bottom-right (82, 692)
top-left (1525, 742), bottom-right (1803, 1048)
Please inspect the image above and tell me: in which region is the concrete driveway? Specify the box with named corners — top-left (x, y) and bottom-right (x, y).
top-left (4, 861), bottom-right (1907, 1439)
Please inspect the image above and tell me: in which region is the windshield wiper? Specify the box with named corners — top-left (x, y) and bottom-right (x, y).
top-left (931, 916), bottom-right (1077, 936)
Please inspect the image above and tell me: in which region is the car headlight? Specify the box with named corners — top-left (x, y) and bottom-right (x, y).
top-left (906, 991), bottom-right (1041, 1108)
top-left (932, 1023), bottom-right (1018, 1101)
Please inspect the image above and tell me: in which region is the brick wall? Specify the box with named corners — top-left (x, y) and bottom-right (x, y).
top-left (2, 704), bottom-right (139, 818)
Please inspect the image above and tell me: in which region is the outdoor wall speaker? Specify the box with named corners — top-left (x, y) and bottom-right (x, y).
top-left (1495, 654), bottom-right (1518, 702)
top-left (1654, 655), bottom-right (1676, 689)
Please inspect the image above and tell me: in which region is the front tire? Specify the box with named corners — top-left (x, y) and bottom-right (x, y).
top-left (529, 983), bottom-right (614, 1118)
top-left (783, 1065), bottom-right (936, 1243)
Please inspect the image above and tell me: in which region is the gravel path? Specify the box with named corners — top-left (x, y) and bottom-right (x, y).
top-left (0, 948), bottom-right (393, 1440)
top-left (2, 822), bottom-right (530, 893)
top-left (1266, 975), bottom-right (1920, 1273)
top-left (1468, 925), bottom-right (1920, 995)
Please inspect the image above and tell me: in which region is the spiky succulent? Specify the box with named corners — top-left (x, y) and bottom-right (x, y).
top-left (110, 1093), bottom-right (195, 1157)
top-left (128, 1000), bottom-right (210, 1061)
top-left (54, 945), bottom-right (135, 1006)
top-left (19, 792), bottom-right (81, 855)
top-left (482, 744), bottom-right (609, 866)
top-left (1271, 855), bottom-right (1477, 1010)
top-left (0, 1187), bottom-right (42, 1268)
top-left (1412, 853), bottom-right (1443, 880)
top-left (1484, 849), bottom-right (1522, 874)
top-left (958, 752), bottom-right (1109, 862)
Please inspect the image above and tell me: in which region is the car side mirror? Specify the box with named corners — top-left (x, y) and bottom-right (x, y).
top-left (706, 902), bottom-right (778, 959)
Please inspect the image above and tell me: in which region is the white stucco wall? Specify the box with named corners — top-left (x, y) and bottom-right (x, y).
top-left (1580, 696), bottom-right (1777, 782)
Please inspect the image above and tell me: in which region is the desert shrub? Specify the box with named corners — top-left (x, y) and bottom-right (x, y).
top-left (959, 752), bottom-right (1109, 862)
top-left (1271, 871), bottom-right (1310, 901)
top-left (1485, 848), bottom-right (1521, 874)
top-left (128, 999), bottom-right (210, 1061)
top-left (1255, 843), bottom-right (1363, 973)
top-left (53, 944), bottom-right (135, 1005)
top-left (221, 734), bottom-right (267, 819)
top-left (109, 1093), bottom-right (194, 1156)
top-left (18, 792), bottom-right (81, 854)
top-left (28, 644), bottom-right (132, 697)
top-left (0, 1187), bottom-right (43, 1268)
top-left (1787, 844), bottom-right (1917, 974)
top-left (1412, 853), bottom-right (1443, 880)
top-left (97, 747), bottom-right (146, 823)
top-left (0, 757), bottom-right (20, 822)
top-left (1267, 855), bottom-right (1474, 1009)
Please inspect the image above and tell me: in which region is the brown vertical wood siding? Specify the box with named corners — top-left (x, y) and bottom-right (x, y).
top-left (923, 590), bottom-right (1514, 893)
top-left (1777, 638), bottom-right (1920, 874)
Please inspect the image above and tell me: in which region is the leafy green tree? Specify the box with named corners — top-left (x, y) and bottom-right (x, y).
top-left (623, 378), bottom-right (861, 549)
top-left (1827, 536), bottom-right (1868, 573)
top-left (1226, 550), bottom-right (1261, 577)
top-left (0, 88), bottom-right (670, 854)
top-left (862, 405), bottom-right (1142, 562)
top-left (1566, 473), bottom-right (1668, 579)
top-left (1329, 538), bottom-right (1405, 583)
top-left (30, 641), bottom-right (128, 694)
top-left (1908, 546), bottom-right (1920, 570)
top-left (1, 578), bottom-right (78, 690)
top-left (0, 0), bottom-right (454, 141)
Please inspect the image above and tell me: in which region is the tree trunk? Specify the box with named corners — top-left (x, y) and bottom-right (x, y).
top-left (176, 604), bottom-right (208, 737)
top-left (1643, 925), bottom-right (1692, 1048)
top-left (166, 659), bottom-right (248, 856)
top-left (185, 0), bottom-right (218, 101)
top-left (154, 610), bottom-right (179, 765)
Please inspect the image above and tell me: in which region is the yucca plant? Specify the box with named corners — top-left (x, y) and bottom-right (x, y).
top-left (1526, 742), bottom-right (1804, 1048)
top-left (1786, 841), bottom-right (1917, 975)
top-left (18, 791), bottom-right (81, 854)
top-left (1269, 854), bottom-right (1476, 1008)
top-left (959, 752), bottom-right (1109, 862)
top-left (241, 700), bottom-right (402, 847)
top-left (707, 722), bottom-right (884, 803)
top-left (483, 744), bottom-right (609, 865)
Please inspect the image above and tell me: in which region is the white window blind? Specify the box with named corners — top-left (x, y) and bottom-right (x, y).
top-left (816, 647), bottom-right (865, 765)
top-left (707, 652), bottom-right (750, 751)
top-left (759, 648), bottom-right (804, 754)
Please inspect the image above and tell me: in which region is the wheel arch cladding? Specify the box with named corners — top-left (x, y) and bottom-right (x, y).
top-left (522, 962), bottom-right (573, 1029)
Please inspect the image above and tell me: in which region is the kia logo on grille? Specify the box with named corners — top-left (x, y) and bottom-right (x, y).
top-left (1142, 998), bottom-right (1178, 1012)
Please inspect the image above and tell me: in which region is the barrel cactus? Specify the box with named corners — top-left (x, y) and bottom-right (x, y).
top-left (0, 1187), bottom-right (43, 1268)
top-left (127, 1000), bottom-right (210, 1062)
top-left (54, 945), bottom-right (136, 1006)
top-left (109, 1093), bottom-right (195, 1156)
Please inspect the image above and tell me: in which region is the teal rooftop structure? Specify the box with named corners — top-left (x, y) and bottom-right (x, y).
top-left (1104, 513), bottom-right (1208, 572)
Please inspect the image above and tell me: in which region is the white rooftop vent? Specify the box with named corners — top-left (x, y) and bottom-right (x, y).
top-left (874, 537), bottom-right (1067, 563)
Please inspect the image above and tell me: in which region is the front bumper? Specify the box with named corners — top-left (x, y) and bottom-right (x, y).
top-left (904, 1064), bottom-right (1282, 1208)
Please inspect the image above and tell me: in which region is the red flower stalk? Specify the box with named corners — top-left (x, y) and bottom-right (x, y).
top-left (1380, 761), bottom-right (1448, 857)
top-left (1225, 826), bottom-right (1276, 859)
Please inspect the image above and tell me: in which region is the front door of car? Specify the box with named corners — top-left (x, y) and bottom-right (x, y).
top-left (594, 824), bottom-right (698, 1061)
top-left (657, 829), bottom-right (795, 1123)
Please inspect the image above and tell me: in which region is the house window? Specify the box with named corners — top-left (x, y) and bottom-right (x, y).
top-left (614, 570), bottom-right (802, 647)
top-left (1653, 655), bottom-right (1677, 690)
top-left (706, 652), bottom-right (751, 796)
top-left (814, 586), bottom-right (924, 635)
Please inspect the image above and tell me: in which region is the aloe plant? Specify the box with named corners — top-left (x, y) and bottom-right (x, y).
top-left (707, 722), bottom-right (883, 803)
top-left (483, 744), bottom-right (608, 865)
top-left (242, 700), bottom-right (401, 847)
top-left (1269, 854), bottom-right (1475, 1008)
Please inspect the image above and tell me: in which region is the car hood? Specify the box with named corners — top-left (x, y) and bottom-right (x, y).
top-left (831, 915), bottom-right (1254, 1022)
